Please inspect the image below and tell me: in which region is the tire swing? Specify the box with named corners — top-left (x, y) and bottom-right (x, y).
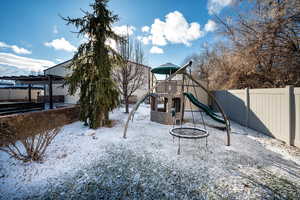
top-left (169, 67), bottom-right (209, 155)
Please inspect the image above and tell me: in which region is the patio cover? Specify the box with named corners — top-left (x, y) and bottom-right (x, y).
top-left (0, 75), bottom-right (65, 109)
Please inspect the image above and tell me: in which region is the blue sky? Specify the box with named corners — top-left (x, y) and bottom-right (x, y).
top-left (0, 0), bottom-right (236, 76)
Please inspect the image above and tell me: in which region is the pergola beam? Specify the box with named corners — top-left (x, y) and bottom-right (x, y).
top-left (0, 75), bottom-right (64, 84)
top-left (0, 74), bottom-right (64, 110)
top-left (49, 76), bottom-right (53, 109)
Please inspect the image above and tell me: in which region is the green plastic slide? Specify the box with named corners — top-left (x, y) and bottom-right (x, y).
top-left (183, 92), bottom-right (225, 124)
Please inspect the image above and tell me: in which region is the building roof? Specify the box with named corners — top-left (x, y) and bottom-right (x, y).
top-left (44, 59), bottom-right (151, 72)
top-left (127, 60), bottom-right (151, 69)
top-left (44, 59), bottom-right (72, 72)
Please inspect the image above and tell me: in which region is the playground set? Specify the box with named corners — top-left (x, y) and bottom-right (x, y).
top-left (123, 61), bottom-right (231, 154)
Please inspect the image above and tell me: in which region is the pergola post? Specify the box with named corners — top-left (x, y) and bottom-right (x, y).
top-left (49, 75), bottom-right (53, 109)
top-left (43, 84), bottom-right (46, 107)
top-left (180, 74), bottom-right (185, 123)
top-left (28, 84), bottom-right (32, 102)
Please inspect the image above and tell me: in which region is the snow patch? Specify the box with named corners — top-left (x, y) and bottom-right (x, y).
top-left (0, 104), bottom-right (299, 199)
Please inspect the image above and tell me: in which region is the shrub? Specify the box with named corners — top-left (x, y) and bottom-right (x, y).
top-left (0, 115), bottom-right (66, 162)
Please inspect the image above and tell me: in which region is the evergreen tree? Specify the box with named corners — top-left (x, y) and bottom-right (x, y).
top-left (63, 0), bottom-right (121, 128)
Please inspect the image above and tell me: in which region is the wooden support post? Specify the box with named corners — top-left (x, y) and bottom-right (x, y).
top-left (151, 73), bottom-right (154, 88)
top-left (28, 84), bottom-right (32, 102)
top-left (184, 72), bottom-right (231, 146)
top-left (180, 74), bottom-right (185, 123)
top-left (43, 83), bottom-right (46, 109)
top-left (49, 75), bottom-right (53, 109)
top-left (148, 68), bottom-right (151, 91)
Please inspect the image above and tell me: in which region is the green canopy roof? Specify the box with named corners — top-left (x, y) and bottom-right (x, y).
top-left (151, 62), bottom-right (180, 74)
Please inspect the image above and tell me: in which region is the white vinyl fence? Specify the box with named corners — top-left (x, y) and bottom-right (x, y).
top-left (213, 86), bottom-right (300, 148)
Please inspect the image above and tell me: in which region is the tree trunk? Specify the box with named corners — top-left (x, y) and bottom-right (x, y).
top-left (105, 111), bottom-right (109, 121)
top-left (125, 96), bottom-right (129, 113)
top-left (97, 110), bottom-right (110, 127)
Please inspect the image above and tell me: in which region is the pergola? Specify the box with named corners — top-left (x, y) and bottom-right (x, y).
top-left (0, 75), bottom-right (64, 109)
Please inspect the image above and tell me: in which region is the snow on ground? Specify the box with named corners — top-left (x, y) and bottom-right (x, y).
top-left (0, 104), bottom-right (299, 199)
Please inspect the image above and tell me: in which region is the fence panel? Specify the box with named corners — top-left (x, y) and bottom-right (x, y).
top-left (213, 89), bottom-right (247, 126)
top-left (248, 88), bottom-right (289, 141)
top-left (213, 87), bottom-right (299, 147)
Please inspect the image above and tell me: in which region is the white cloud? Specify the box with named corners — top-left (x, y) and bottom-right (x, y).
top-left (53, 25), bottom-right (58, 34)
top-left (145, 11), bottom-right (204, 47)
top-left (141, 26), bottom-right (150, 32)
top-left (0, 42), bottom-right (10, 48)
top-left (55, 58), bottom-right (64, 63)
top-left (0, 52), bottom-right (55, 72)
top-left (0, 41), bottom-right (32, 55)
top-left (141, 36), bottom-right (152, 45)
top-left (44, 37), bottom-right (77, 52)
top-left (207, 0), bottom-right (233, 15)
top-left (204, 20), bottom-right (217, 32)
top-left (105, 38), bottom-right (118, 51)
top-left (1, 43), bottom-right (9, 48)
top-left (150, 46), bottom-right (164, 54)
top-left (137, 36), bottom-right (149, 45)
top-left (107, 25), bottom-right (135, 51)
top-left (10, 45), bottom-right (31, 54)
top-left (150, 19), bottom-right (168, 46)
top-left (112, 25), bottom-right (135, 36)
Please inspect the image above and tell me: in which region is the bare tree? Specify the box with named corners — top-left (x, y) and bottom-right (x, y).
top-left (182, 43), bottom-right (237, 90)
top-left (215, 0), bottom-right (300, 88)
top-left (183, 0), bottom-right (300, 90)
top-left (113, 33), bottom-right (146, 113)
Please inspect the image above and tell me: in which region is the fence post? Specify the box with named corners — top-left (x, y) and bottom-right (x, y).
top-left (286, 85), bottom-right (294, 145)
top-left (245, 87), bottom-right (250, 127)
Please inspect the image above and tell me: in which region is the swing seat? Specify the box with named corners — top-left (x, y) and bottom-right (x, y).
top-left (169, 127), bottom-right (209, 139)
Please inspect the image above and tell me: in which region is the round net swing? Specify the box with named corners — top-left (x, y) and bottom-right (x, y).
top-left (169, 127), bottom-right (208, 139)
top-left (169, 67), bottom-right (209, 154)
